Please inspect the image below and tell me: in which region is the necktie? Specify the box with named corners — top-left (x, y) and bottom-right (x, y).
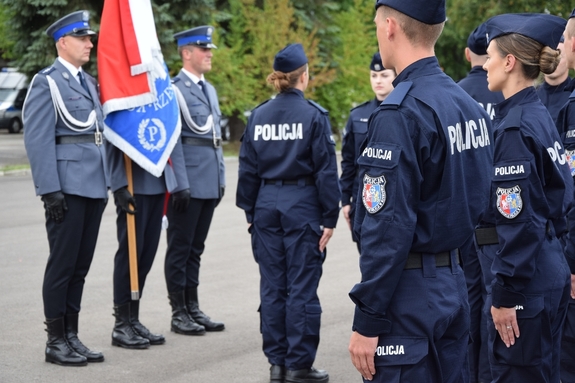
top-left (78, 72), bottom-right (89, 94)
top-left (197, 80), bottom-right (211, 106)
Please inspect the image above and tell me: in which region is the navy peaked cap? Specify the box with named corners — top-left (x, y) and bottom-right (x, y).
top-left (273, 44), bottom-right (308, 73)
top-left (174, 26), bottom-right (217, 49)
top-left (467, 23), bottom-right (488, 55)
top-left (570, 8), bottom-right (575, 19)
top-left (374, 0), bottom-right (446, 25)
top-left (370, 52), bottom-right (385, 71)
top-left (485, 13), bottom-right (566, 49)
top-left (46, 10), bottom-right (95, 41)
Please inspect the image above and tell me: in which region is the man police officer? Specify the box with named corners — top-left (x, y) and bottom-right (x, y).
top-left (165, 25), bottom-right (225, 335)
top-left (23, 10), bottom-right (108, 366)
top-left (348, 1), bottom-right (493, 382)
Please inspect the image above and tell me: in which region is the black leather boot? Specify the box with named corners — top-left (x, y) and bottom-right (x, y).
top-left (130, 300), bottom-right (165, 345)
top-left (111, 303), bottom-right (150, 349)
top-left (185, 287), bottom-right (225, 332)
top-left (45, 317), bottom-right (87, 366)
top-left (285, 367), bottom-right (329, 383)
top-left (270, 364), bottom-right (286, 383)
top-left (65, 313), bottom-right (104, 362)
top-left (168, 291), bottom-right (206, 335)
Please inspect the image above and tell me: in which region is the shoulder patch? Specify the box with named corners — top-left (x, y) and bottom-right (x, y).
top-left (350, 100), bottom-right (371, 112)
top-left (307, 99), bottom-right (328, 114)
top-left (381, 81), bottom-right (412, 108)
top-left (500, 106), bottom-right (522, 131)
top-left (40, 66), bottom-right (56, 75)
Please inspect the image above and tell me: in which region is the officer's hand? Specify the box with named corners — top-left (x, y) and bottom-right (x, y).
top-left (216, 186), bottom-right (225, 207)
top-left (349, 331), bottom-right (377, 380)
top-left (491, 306), bottom-right (519, 348)
top-left (342, 205), bottom-right (352, 230)
top-left (114, 187), bottom-right (137, 214)
top-left (41, 191), bottom-right (68, 223)
top-left (172, 189), bottom-right (191, 213)
top-left (319, 227), bottom-right (334, 252)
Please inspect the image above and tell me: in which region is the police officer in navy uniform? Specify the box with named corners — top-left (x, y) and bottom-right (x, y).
top-left (107, 88), bottom-right (190, 348)
top-left (165, 25), bottom-right (225, 336)
top-left (478, 13), bottom-right (572, 383)
top-left (23, 10), bottom-right (108, 366)
top-left (236, 43), bottom-right (340, 383)
top-left (553, 10), bottom-right (575, 383)
top-left (348, 1), bottom-right (493, 382)
top-left (457, 21), bottom-right (503, 383)
top-left (340, 52), bottom-right (395, 253)
top-left (536, 36), bottom-right (572, 124)
top-left (458, 22), bottom-right (504, 120)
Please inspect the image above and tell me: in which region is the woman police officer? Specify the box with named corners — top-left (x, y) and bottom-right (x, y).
top-left (477, 13), bottom-right (573, 383)
top-left (236, 43), bottom-right (340, 383)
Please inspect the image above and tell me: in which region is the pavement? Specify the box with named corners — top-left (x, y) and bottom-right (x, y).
top-left (0, 132), bottom-right (362, 382)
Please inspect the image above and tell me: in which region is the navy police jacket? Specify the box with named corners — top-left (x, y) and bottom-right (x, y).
top-left (340, 98), bottom-right (380, 206)
top-left (236, 88), bottom-right (340, 228)
top-left (484, 87), bottom-right (572, 308)
top-left (555, 84), bottom-right (575, 273)
top-left (536, 76), bottom-right (572, 124)
top-left (349, 57), bottom-right (493, 336)
top-left (23, 59), bottom-right (109, 199)
top-left (457, 66), bottom-right (504, 120)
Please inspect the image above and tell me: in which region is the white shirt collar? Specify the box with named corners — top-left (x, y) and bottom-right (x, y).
top-left (57, 57), bottom-right (83, 83)
top-left (181, 68), bottom-right (205, 85)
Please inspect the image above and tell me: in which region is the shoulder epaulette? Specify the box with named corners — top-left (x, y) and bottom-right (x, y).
top-left (381, 81), bottom-right (412, 108)
top-left (307, 99), bottom-right (328, 114)
top-left (40, 66), bottom-right (56, 75)
top-left (350, 100), bottom-right (371, 112)
top-left (252, 98), bottom-right (271, 111)
top-left (570, 88), bottom-right (575, 100)
top-left (500, 106), bottom-right (522, 131)
top-left (171, 77), bottom-right (181, 84)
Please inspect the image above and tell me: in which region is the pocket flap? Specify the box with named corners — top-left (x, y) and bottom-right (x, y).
top-left (515, 295), bottom-right (544, 319)
top-left (305, 304), bottom-right (322, 314)
top-left (374, 336), bottom-right (428, 366)
top-left (56, 146), bottom-right (83, 161)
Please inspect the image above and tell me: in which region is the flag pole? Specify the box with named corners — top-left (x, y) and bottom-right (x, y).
top-left (124, 153), bottom-right (140, 301)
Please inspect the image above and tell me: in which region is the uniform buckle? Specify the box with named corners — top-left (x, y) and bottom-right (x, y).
top-left (95, 131), bottom-right (103, 146)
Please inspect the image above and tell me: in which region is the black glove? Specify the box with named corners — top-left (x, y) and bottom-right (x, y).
top-left (41, 191), bottom-right (68, 223)
top-left (216, 186), bottom-right (225, 207)
top-left (172, 188), bottom-right (191, 213)
top-left (114, 187), bottom-right (137, 214)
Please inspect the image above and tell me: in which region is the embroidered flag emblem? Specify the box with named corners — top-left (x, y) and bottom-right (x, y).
top-left (496, 185), bottom-right (522, 219)
top-left (362, 174), bottom-right (386, 214)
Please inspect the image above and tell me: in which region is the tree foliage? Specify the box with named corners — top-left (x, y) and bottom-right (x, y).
top-left (1, 0), bottom-right (573, 139)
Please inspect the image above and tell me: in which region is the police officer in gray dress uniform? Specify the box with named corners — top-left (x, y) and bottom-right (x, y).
top-left (164, 26), bottom-right (225, 335)
top-left (23, 11), bottom-right (108, 366)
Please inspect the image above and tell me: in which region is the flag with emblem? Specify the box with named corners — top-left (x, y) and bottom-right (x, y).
top-left (98, 0), bottom-right (180, 177)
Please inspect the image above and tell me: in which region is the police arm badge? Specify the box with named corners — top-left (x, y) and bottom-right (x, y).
top-left (496, 185), bottom-right (522, 219)
top-left (362, 174), bottom-right (387, 214)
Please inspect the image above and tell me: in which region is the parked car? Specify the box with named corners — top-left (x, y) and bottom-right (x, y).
top-left (0, 68), bottom-right (28, 134)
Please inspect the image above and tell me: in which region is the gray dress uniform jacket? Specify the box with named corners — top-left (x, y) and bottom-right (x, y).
top-left (23, 59), bottom-right (108, 198)
top-left (173, 71), bottom-right (225, 199)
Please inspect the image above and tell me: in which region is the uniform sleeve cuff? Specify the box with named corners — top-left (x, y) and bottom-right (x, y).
top-left (245, 212), bottom-right (253, 223)
top-left (352, 306), bottom-right (391, 337)
top-left (491, 282), bottom-right (526, 308)
top-left (341, 194), bottom-right (352, 206)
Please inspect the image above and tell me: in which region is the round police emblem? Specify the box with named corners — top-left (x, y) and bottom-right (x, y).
top-left (362, 174), bottom-right (387, 214)
top-left (62, 72), bottom-right (69, 80)
top-left (496, 185), bottom-right (522, 219)
top-left (184, 81), bottom-right (192, 87)
top-left (138, 118), bottom-right (167, 152)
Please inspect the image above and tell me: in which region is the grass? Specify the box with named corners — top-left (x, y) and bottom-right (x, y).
top-left (0, 164), bottom-right (29, 172)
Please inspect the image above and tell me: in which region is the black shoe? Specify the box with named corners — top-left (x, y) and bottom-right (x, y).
top-left (169, 291), bottom-right (206, 336)
top-left (285, 367), bottom-right (329, 383)
top-left (185, 287), bottom-right (225, 332)
top-left (45, 317), bottom-right (88, 367)
top-left (65, 313), bottom-right (104, 363)
top-left (111, 304), bottom-right (150, 349)
top-left (130, 300), bottom-right (165, 345)
top-left (270, 364), bottom-right (286, 383)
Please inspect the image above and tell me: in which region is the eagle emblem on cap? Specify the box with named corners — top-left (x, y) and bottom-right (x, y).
top-left (82, 11), bottom-right (89, 21)
top-left (496, 185), bottom-right (522, 219)
top-left (362, 174), bottom-right (386, 214)
top-left (374, 64), bottom-right (381, 71)
top-left (207, 27), bottom-right (213, 36)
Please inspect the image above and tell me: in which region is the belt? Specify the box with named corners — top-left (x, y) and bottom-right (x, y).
top-left (475, 227), bottom-right (499, 246)
top-left (182, 136), bottom-right (221, 148)
top-left (56, 133), bottom-right (103, 146)
top-left (264, 176), bottom-right (315, 186)
top-left (404, 250), bottom-right (460, 270)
